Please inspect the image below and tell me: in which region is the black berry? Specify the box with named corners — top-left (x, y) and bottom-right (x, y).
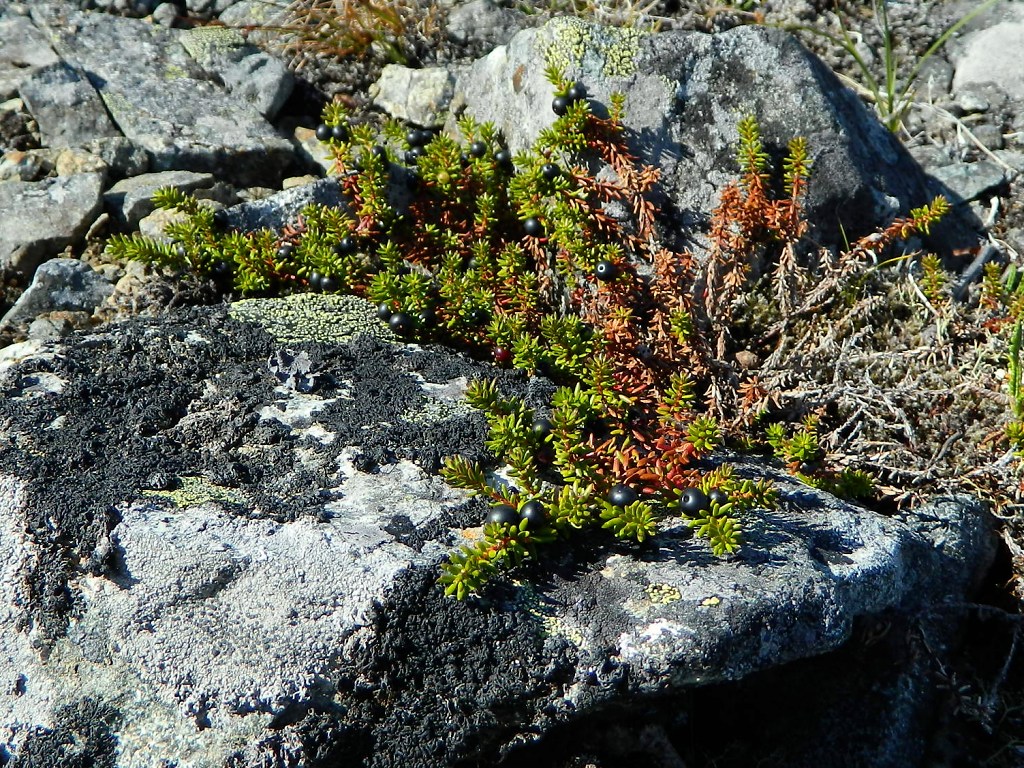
top-left (469, 140), bottom-right (487, 158)
top-left (389, 311), bottom-right (413, 336)
top-left (319, 275), bottom-right (339, 292)
top-left (532, 417), bottom-right (553, 439)
top-left (552, 96), bottom-right (569, 116)
top-left (541, 163), bottom-right (560, 181)
top-left (174, 243), bottom-right (188, 260)
top-left (377, 302), bottom-right (394, 321)
top-left (520, 500), bottom-right (547, 527)
top-left (315, 123), bottom-right (331, 142)
top-left (417, 308), bottom-right (436, 328)
top-left (523, 217), bottom-right (544, 237)
top-left (371, 145), bottom-right (388, 160)
top-left (680, 487), bottom-right (710, 515)
top-left (309, 271), bottom-right (323, 292)
top-left (331, 124), bottom-right (348, 142)
top-left (335, 236), bottom-right (355, 255)
top-left (709, 488), bottom-right (729, 507)
top-left (494, 149), bottom-right (513, 170)
top-left (486, 505), bottom-right (519, 526)
top-left (276, 243), bottom-right (294, 259)
top-left (595, 259), bottom-right (618, 281)
top-left (608, 484), bottom-right (638, 507)
top-left (567, 81), bottom-right (587, 102)
top-left (406, 129), bottom-right (425, 147)
top-left (468, 307), bottom-right (490, 325)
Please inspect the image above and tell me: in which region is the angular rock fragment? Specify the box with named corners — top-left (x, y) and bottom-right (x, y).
top-left (30, 4), bottom-right (294, 186)
top-left (0, 172), bottom-right (104, 276)
top-left (103, 169), bottom-right (215, 229)
top-left (18, 61), bottom-right (120, 147)
top-left (0, 14), bottom-right (60, 100)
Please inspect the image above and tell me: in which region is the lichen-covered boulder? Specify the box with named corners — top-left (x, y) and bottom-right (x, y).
top-left (449, 17), bottom-right (972, 252)
top-left (0, 294), bottom-right (995, 767)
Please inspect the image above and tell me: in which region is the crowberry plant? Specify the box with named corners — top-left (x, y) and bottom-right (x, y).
top-left (106, 66), bottom-right (947, 600)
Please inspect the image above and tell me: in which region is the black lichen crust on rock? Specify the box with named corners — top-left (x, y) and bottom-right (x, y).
top-left (0, 301), bottom-right (528, 646)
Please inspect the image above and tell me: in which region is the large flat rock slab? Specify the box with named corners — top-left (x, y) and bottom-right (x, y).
top-left (0, 295), bottom-right (995, 767)
top-left (28, 3), bottom-right (293, 186)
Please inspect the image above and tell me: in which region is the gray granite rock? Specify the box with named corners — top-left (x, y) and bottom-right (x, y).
top-left (446, 0), bottom-right (529, 50)
top-left (186, 0), bottom-right (242, 15)
top-left (18, 61), bottom-right (120, 147)
top-left (104, 169), bottom-right (215, 229)
top-left (180, 26), bottom-right (294, 120)
top-left (151, 2), bottom-right (178, 26)
top-left (0, 258), bottom-right (112, 331)
top-left (450, 18), bottom-right (970, 252)
top-left (29, 3), bottom-right (294, 186)
top-left (951, 6), bottom-right (1024, 104)
top-left (0, 14), bottom-right (60, 101)
top-left (82, 136), bottom-right (149, 179)
top-left (929, 160), bottom-right (1009, 203)
top-left (0, 295), bottom-right (996, 767)
top-left (372, 64), bottom-right (460, 128)
top-left (220, 177), bottom-right (348, 233)
top-left (0, 172), bottom-right (103, 276)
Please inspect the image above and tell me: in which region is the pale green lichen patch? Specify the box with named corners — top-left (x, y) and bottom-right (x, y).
top-left (402, 374), bottom-right (476, 426)
top-left (163, 63), bottom-right (188, 81)
top-left (144, 475), bottom-right (246, 509)
top-left (510, 580), bottom-right (585, 646)
top-left (229, 293), bottom-right (392, 345)
top-left (645, 583), bottom-right (682, 605)
top-left (180, 26), bottom-right (246, 62)
top-left (542, 16), bottom-right (642, 80)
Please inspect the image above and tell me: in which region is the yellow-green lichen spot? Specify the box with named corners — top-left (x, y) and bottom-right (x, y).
top-left (511, 580), bottom-right (585, 646)
top-left (180, 26), bottom-right (246, 62)
top-left (229, 293), bottom-right (393, 345)
top-left (143, 475), bottom-right (246, 508)
top-left (644, 583), bottom-right (682, 605)
top-left (542, 17), bottom-right (643, 80)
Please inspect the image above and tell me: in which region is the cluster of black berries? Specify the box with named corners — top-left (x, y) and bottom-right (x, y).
top-left (485, 498), bottom-right (547, 528)
top-left (314, 122), bottom-right (348, 143)
top-left (552, 80), bottom-right (588, 116)
top-left (679, 487), bottom-right (728, 515)
top-left (376, 302), bottom-right (437, 337)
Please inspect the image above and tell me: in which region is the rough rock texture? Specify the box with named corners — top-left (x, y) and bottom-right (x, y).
top-left (179, 25), bottom-right (294, 121)
top-left (446, 0), bottom-right (529, 52)
top-left (371, 64), bottom-right (461, 128)
top-left (18, 61), bottom-right (120, 147)
top-left (0, 14), bottom-right (60, 101)
top-left (0, 172), bottom-right (104, 276)
top-left (449, 17), bottom-right (974, 253)
top-left (103, 169), bottom-right (215, 229)
top-left (0, 295), bottom-right (996, 767)
top-left (29, 3), bottom-right (294, 186)
top-left (0, 258), bottom-right (113, 331)
top-left (950, 4), bottom-right (1024, 103)
top-left (220, 177), bottom-right (348, 234)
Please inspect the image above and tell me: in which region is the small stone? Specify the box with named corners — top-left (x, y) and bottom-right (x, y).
top-left (929, 161), bottom-right (1007, 203)
top-left (152, 3), bottom-right (179, 26)
top-left (371, 64), bottom-right (457, 127)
